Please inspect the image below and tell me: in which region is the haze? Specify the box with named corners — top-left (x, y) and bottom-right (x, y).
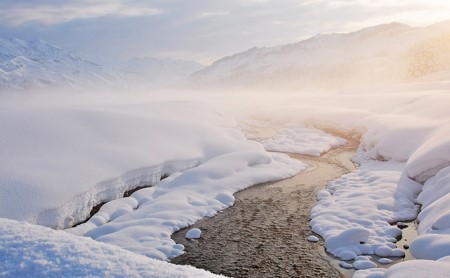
top-left (1, 0), bottom-right (450, 64)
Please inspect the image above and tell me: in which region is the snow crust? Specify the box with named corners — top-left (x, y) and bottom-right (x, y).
top-left (0, 218), bottom-right (222, 278)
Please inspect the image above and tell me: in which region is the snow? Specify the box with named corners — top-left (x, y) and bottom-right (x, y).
top-left (0, 99), bottom-right (304, 230)
top-left (339, 261), bottom-right (354, 269)
top-left (0, 38), bottom-right (203, 91)
top-left (186, 228), bottom-right (202, 239)
top-left (68, 149), bottom-right (304, 260)
top-left (188, 21), bottom-right (450, 91)
top-left (378, 258), bottom-right (393, 264)
top-left (259, 127), bottom-right (347, 156)
top-left (310, 161), bottom-right (417, 259)
top-left (0, 218), bottom-right (222, 278)
top-left (354, 260), bottom-right (377, 270)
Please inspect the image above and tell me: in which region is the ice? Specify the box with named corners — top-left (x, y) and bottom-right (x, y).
top-left (0, 218), bottom-right (221, 278)
top-left (186, 228), bottom-right (202, 239)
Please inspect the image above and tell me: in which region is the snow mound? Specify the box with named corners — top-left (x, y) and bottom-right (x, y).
top-left (0, 100), bottom-right (304, 229)
top-left (0, 218), bottom-right (222, 278)
top-left (260, 127), bottom-right (347, 156)
top-left (186, 228), bottom-right (202, 239)
top-left (68, 150), bottom-right (305, 260)
top-left (310, 161), bottom-right (418, 259)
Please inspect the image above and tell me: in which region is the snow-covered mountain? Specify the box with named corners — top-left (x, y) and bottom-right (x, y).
top-left (118, 57), bottom-right (204, 89)
top-left (0, 38), bottom-right (204, 91)
top-left (187, 21), bottom-right (450, 91)
top-left (0, 38), bottom-right (126, 90)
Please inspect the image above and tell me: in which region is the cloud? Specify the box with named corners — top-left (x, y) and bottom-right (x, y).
top-left (0, 0), bottom-right (449, 64)
top-left (0, 0), bottom-right (163, 26)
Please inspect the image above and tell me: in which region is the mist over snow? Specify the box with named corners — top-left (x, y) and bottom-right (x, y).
top-left (0, 38), bottom-right (204, 91)
top-left (188, 21), bottom-right (450, 91)
top-left (1, 15), bottom-right (450, 278)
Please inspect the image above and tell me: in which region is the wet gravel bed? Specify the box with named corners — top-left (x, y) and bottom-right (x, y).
top-left (171, 142), bottom-right (357, 278)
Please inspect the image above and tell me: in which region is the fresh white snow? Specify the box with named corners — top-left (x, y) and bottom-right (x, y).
top-left (260, 127), bottom-right (347, 156)
top-left (307, 235), bottom-right (319, 242)
top-left (2, 80), bottom-right (450, 277)
top-left (0, 218), bottom-right (222, 278)
top-left (186, 228), bottom-right (202, 239)
top-left (0, 99), bottom-right (304, 230)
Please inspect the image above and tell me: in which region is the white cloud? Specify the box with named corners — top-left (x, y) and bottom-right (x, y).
top-left (198, 11), bottom-right (229, 18)
top-left (0, 0), bottom-right (163, 26)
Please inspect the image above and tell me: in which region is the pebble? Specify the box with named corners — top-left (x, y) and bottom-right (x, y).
top-left (307, 235), bottom-right (319, 242)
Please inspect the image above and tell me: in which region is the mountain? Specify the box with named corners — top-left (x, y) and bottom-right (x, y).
top-left (0, 38), bottom-right (125, 90)
top-left (0, 38), bottom-right (204, 91)
top-left (187, 21), bottom-right (450, 91)
top-left (118, 57), bottom-right (204, 89)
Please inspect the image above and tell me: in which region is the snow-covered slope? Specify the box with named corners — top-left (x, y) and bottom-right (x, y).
top-left (119, 57), bottom-right (204, 88)
top-left (0, 38), bottom-right (204, 91)
top-left (0, 38), bottom-right (125, 90)
top-left (188, 21), bottom-right (450, 90)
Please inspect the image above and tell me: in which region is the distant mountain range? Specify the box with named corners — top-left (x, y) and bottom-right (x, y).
top-left (187, 21), bottom-right (450, 91)
top-left (2, 20), bottom-right (450, 91)
top-left (0, 38), bottom-right (204, 91)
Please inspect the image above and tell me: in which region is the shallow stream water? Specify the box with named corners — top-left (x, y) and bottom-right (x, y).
top-left (171, 141), bottom-right (358, 277)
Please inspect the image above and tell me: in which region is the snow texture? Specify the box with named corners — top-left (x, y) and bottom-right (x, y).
top-left (0, 218), bottom-right (222, 278)
top-left (188, 21), bottom-right (450, 91)
top-left (0, 38), bottom-right (203, 91)
top-left (0, 100), bottom-right (304, 230)
top-left (310, 161), bottom-right (417, 260)
top-left (307, 235), bottom-right (319, 242)
top-left (260, 127), bottom-right (347, 156)
top-left (68, 149), bottom-right (304, 260)
top-left (186, 228), bottom-right (202, 239)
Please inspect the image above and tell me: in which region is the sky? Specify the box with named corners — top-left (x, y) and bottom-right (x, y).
top-left (0, 0), bottom-right (450, 64)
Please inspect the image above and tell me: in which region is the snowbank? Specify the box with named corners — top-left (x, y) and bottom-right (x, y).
top-left (259, 127), bottom-right (347, 156)
top-left (0, 218), bottom-right (222, 277)
top-left (0, 99), bottom-right (303, 229)
top-left (68, 150), bottom-right (304, 260)
top-left (310, 161), bottom-right (418, 261)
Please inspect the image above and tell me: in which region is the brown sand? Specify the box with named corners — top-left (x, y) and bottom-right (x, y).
top-left (171, 140), bottom-right (358, 278)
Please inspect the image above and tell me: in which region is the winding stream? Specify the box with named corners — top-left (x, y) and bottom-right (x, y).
top-left (171, 141), bottom-right (358, 277)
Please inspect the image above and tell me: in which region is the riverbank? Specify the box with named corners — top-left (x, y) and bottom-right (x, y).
top-left (171, 141), bottom-right (358, 277)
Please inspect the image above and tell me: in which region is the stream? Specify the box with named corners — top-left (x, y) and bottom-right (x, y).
top-left (171, 140), bottom-right (358, 277)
